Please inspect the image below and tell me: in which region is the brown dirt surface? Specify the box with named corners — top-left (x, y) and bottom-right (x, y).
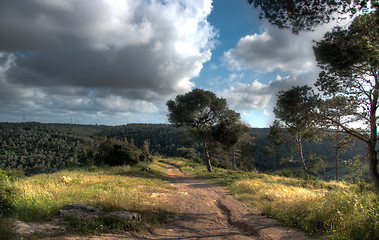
top-left (38, 162), bottom-right (314, 240)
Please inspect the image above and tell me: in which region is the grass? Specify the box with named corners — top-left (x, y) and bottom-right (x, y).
top-left (2, 156), bottom-right (379, 239)
top-left (163, 157), bottom-right (379, 240)
top-left (0, 160), bottom-right (175, 239)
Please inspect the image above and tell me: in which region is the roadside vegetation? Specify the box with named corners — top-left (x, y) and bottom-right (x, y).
top-left (1, 155), bottom-right (378, 239)
top-left (162, 157), bottom-right (379, 240)
top-left (0, 161), bottom-right (175, 239)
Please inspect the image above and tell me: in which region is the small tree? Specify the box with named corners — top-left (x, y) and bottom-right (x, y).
top-left (270, 86), bottom-right (322, 179)
top-left (167, 89), bottom-right (247, 172)
top-left (94, 138), bottom-right (140, 166)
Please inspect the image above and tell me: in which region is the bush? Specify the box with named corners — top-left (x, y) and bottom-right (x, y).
top-left (0, 170), bottom-right (20, 215)
top-left (0, 183), bottom-right (15, 215)
top-left (176, 147), bottom-right (201, 162)
top-left (95, 139), bottom-right (140, 166)
top-left (275, 169), bottom-right (294, 178)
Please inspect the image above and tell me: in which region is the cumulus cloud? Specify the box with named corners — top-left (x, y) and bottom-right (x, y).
top-left (219, 20), bottom-right (341, 127)
top-left (0, 0), bottom-right (215, 123)
top-left (223, 22), bottom-right (335, 74)
top-left (219, 71), bottom-right (319, 113)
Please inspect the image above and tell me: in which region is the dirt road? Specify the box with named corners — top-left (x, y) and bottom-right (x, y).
top-left (44, 163), bottom-right (313, 240)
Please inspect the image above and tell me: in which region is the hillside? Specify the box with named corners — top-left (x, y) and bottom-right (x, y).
top-left (0, 122), bottom-right (367, 179)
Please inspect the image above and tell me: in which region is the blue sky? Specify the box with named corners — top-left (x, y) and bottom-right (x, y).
top-left (0, 0), bottom-right (336, 127)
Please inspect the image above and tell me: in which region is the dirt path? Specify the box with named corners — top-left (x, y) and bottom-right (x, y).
top-left (42, 163), bottom-right (314, 240)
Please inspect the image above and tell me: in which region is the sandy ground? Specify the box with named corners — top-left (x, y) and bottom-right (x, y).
top-left (37, 162), bottom-right (314, 240)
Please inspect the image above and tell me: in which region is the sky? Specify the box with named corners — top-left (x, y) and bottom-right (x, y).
top-left (0, 0), bottom-right (340, 127)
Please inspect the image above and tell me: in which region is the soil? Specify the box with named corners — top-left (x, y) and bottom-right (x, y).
top-left (20, 162), bottom-right (315, 240)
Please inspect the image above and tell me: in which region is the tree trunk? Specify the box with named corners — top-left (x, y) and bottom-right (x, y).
top-left (203, 141), bottom-right (213, 172)
top-left (296, 135), bottom-right (309, 180)
top-left (369, 77), bottom-right (379, 193)
top-left (232, 147), bottom-right (237, 170)
top-left (368, 142), bottom-right (379, 193)
top-left (335, 146), bottom-right (339, 181)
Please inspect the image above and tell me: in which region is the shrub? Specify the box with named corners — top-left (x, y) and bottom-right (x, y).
top-left (95, 139), bottom-right (140, 166)
top-left (275, 169), bottom-right (294, 178)
top-left (0, 183), bottom-right (16, 215)
top-left (0, 170), bottom-right (20, 215)
top-left (176, 147), bottom-right (201, 162)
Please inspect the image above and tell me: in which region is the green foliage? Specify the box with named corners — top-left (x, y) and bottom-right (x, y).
top-left (94, 138), bottom-right (140, 166)
top-left (176, 147), bottom-right (201, 162)
top-left (0, 182), bottom-right (15, 216)
top-left (0, 122), bottom-right (367, 180)
top-left (248, 0), bottom-right (375, 33)
top-left (167, 89), bottom-right (247, 172)
top-left (313, 11), bottom-right (379, 191)
top-left (0, 169), bottom-right (22, 216)
top-left (273, 85), bottom-right (319, 133)
top-left (98, 124), bottom-right (185, 157)
top-left (167, 89), bottom-right (244, 148)
top-left (0, 122), bottom-right (105, 174)
top-left (271, 86), bottom-right (323, 179)
top-left (274, 169), bottom-right (294, 178)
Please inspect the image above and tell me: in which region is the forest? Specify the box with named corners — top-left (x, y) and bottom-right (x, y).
top-left (0, 122), bottom-right (366, 180)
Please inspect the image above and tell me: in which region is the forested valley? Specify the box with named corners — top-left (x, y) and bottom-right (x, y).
top-left (0, 122), bottom-right (366, 180)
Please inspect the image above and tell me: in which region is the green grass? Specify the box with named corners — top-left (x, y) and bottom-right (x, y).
top-left (162, 157), bottom-right (379, 240)
top-left (0, 160), bottom-right (175, 238)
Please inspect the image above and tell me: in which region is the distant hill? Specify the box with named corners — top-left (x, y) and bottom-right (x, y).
top-left (0, 122), bottom-right (367, 179)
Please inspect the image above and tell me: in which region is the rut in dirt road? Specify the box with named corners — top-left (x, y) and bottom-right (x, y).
top-left (148, 162), bottom-right (314, 240)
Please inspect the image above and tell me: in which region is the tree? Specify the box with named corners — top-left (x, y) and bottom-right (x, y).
top-left (270, 86), bottom-right (321, 179)
top-left (166, 89), bottom-right (246, 172)
top-left (313, 12), bottom-right (379, 191)
top-left (248, 0), bottom-right (376, 33)
top-left (94, 138), bottom-right (140, 166)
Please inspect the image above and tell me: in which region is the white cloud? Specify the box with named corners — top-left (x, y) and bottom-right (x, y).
top-left (0, 0), bottom-right (216, 123)
top-left (223, 22), bottom-right (335, 74)
top-left (219, 72), bottom-right (316, 113)
top-left (219, 80), bottom-right (272, 111)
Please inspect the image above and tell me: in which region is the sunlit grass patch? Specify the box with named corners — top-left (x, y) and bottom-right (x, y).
top-left (228, 174), bottom-right (379, 239)
top-left (8, 160), bottom-right (174, 235)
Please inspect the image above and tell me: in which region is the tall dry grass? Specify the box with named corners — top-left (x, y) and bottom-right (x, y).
top-left (229, 175), bottom-right (379, 239)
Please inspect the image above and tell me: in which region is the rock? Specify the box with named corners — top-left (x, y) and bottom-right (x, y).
top-left (142, 166), bottom-right (151, 171)
top-left (59, 204), bottom-right (101, 219)
top-left (59, 204), bottom-right (141, 221)
top-left (13, 220), bottom-right (65, 236)
top-left (59, 208), bottom-right (100, 219)
top-left (105, 211), bottom-right (141, 221)
top-left (12, 205), bottom-right (141, 237)
top-left (63, 204), bottom-right (99, 212)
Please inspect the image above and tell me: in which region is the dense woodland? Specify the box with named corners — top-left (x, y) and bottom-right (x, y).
top-left (0, 122), bottom-right (366, 180)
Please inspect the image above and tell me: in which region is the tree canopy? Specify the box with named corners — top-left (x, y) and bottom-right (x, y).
top-left (313, 12), bottom-right (379, 191)
top-left (271, 86), bottom-right (322, 179)
top-left (166, 89), bottom-right (247, 172)
top-left (248, 0), bottom-right (377, 33)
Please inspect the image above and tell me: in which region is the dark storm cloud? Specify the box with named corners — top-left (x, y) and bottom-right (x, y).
top-left (0, 0), bottom-right (215, 122)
